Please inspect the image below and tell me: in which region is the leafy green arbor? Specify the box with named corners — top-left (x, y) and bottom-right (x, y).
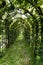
top-left (0, 0), bottom-right (43, 65)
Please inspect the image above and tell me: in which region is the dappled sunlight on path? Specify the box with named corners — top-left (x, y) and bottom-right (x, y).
top-left (0, 28), bottom-right (33, 65)
top-left (16, 27), bottom-right (25, 41)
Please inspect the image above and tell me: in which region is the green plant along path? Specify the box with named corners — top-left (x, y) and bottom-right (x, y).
top-left (0, 29), bottom-right (33, 65)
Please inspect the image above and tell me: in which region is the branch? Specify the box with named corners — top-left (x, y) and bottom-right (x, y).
top-left (36, 7), bottom-right (43, 15)
top-left (18, 7), bottom-right (34, 17)
top-left (26, 0), bottom-right (43, 15)
top-left (9, 0), bottom-right (15, 9)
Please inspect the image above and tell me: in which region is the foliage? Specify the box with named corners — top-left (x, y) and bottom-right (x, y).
top-left (0, 0), bottom-right (43, 65)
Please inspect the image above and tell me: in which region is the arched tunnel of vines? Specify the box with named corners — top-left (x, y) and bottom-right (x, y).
top-left (0, 0), bottom-right (43, 65)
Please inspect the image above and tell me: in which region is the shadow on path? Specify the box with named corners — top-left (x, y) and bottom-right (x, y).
top-left (0, 28), bottom-right (33, 65)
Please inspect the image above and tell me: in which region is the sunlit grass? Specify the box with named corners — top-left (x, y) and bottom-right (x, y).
top-left (0, 29), bottom-right (32, 65)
